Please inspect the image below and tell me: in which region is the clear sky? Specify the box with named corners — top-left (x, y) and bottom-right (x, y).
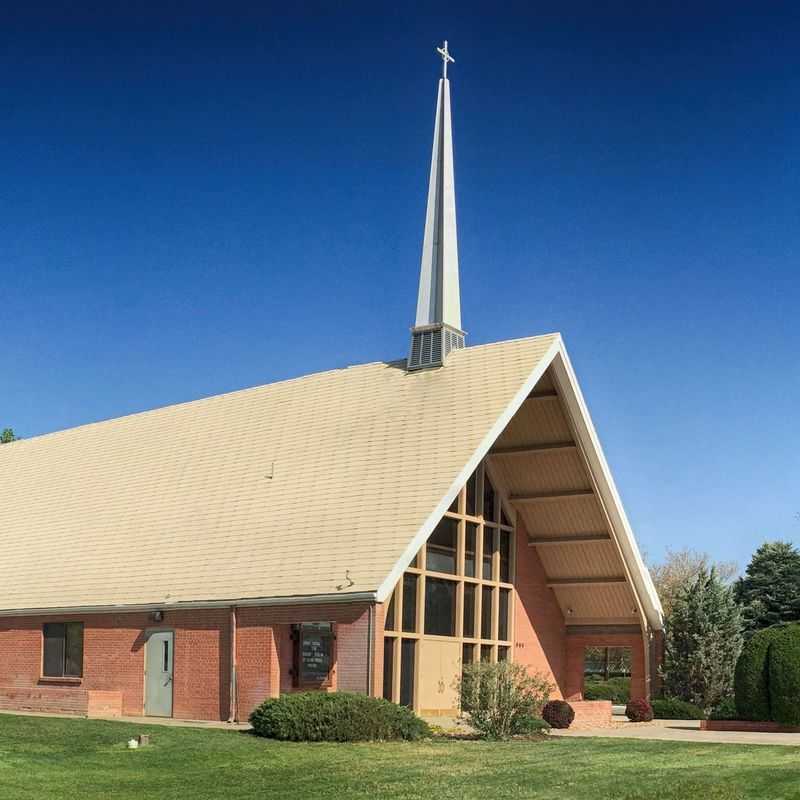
top-left (2, 3), bottom-right (798, 570)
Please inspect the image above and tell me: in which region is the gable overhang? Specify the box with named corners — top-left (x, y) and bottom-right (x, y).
top-left (377, 335), bottom-right (664, 632)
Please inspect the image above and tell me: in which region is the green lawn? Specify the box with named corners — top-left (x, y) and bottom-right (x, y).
top-left (0, 714), bottom-right (799, 800)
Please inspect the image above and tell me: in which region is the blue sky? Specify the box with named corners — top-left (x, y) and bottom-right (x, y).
top-left (2, 3), bottom-right (798, 570)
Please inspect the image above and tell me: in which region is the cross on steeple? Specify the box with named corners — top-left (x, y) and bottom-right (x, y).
top-left (437, 40), bottom-right (454, 79)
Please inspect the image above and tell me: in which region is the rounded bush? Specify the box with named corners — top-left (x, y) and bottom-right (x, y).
top-left (541, 700), bottom-right (574, 729)
top-left (248, 692), bottom-right (431, 742)
top-left (734, 625), bottom-right (785, 721)
top-left (767, 624), bottom-right (800, 726)
top-left (651, 697), bottom-right (705, 720)
top-left (625, 699), bottom-right (654, 722)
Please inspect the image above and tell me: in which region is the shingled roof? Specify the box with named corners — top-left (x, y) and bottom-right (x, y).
top-left (0, 333), bottom-right (662, 628)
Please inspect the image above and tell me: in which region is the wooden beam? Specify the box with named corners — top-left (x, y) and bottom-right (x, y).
top-left (510, 489), bottom-right (593, 504)
top-left (528, 533), bottom-right (611, 546)
top-left (527, 389), bottom-right (558, 399)
top-left (566, 624), bottom-right (642, 636)
top-left (490, 441), bottom-right (576, 457)
top-left (547, 576), bottom-right (627, 587)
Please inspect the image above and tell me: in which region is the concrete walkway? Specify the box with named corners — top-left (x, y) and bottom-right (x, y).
top-left (551, 717), bottom-right (800, 747)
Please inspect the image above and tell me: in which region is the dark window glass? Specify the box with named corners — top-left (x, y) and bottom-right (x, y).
top-left (383, 638), bottom-right (395, 701)
top-left (448, 493), bottom-right (458, 513)
top-left (483, 473), bottom-right (496, 521)
top-left (482, 529), bottom-right (496, 580)
top-left (43, 622), bottom-right (83, 678)
top-left (481, 587), bottom-right (493, 639)
top-left (465, 523), bottom-right (477, 577)
top-left (385, 589), bottom-right (396, 631)
top-left (480, 644), bottom-right (493, 663)
top-left (424, 578), bottom-right (456, 636)
top-left (499, 531), bottom-right (511, 583)
top-left (408, 551), bottom-right (418, 569)
top-left (402, 573), bottom-right (418, 633)
top-left (400, 639), bottom-right (416, 707)
top-left (499, 589), bottom-right (510, 641)
top-left (462, 643), bottom-right (474, 672)
top-left (43, 623), bottom-right (66, 677)
top-left (466, 470), bottom-right (477, 516)
top-left (297, 623), bottom-right (333, 685)
top-left (498, 646), bottom-right (509, 662)
top-left (463, 583), bottom-right (476, 638)
top-left (426, 517), bottom-right (458, 575)
top-left (501, 507), bottom-right (511, 527)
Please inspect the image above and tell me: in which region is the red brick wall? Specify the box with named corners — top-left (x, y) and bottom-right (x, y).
top-left (0, 601), bottom-right (375, 722)
top-left (235, 602), bottom-right (374, 719)
top-left (565, 632), bottom-right (646, 701)
top-left (512, 518), bottom-right (568, 696)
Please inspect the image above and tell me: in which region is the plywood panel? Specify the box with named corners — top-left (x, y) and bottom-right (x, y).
top-left (491, 450), bottom-right (591, 495)
top-left (535, 541), bottom-right (625, 580)
top-left (418, 639), bottom-right (462, 714)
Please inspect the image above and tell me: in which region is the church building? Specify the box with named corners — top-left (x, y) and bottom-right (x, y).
top-left (0, 43), bottom-right (663, 723)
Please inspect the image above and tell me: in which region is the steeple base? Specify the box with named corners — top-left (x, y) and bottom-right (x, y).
top-left (407, 323), bottom-right (465, 370)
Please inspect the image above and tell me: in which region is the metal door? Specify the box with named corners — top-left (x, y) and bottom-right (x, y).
top-left (145, 631), bottom-right (174, 717)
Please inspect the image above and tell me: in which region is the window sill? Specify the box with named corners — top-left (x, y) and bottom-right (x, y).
top-left (38, 676), bottom-right (82, 685)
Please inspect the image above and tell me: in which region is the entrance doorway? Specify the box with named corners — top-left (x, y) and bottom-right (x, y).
top-left (145, 630), bottom-right (174, 717)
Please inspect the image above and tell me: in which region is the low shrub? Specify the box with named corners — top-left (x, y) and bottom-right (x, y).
top-left (768, 624), bottom-right (800, 726)
top-left (651, 697), bottom-right (705, 720)
top-left (458, 661), bottom-right (553, 740)
top-left (625, 699), bottom-right (653, 722)
top-left (542, 700), bottom-right (574, 729)
top-left (708, 696), bottom-right (738, 721)
top-left (248, 692), bottom-right (430, 742)
top-left (583, 677), bottom-right (631, 703)
top-left (734, 625), bottom-right (785, 721)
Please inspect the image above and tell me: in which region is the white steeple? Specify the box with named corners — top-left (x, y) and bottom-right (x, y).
top-left (408, 41), bottom-right (466, 370)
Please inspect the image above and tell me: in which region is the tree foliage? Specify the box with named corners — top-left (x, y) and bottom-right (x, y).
top-left (734, 542), bottom-right (800, 633)
top-left (0, 428), bottom-right (17, 444)
top-left (662, 568), bottom-right (743, 712)
top-left (648, 547), bottom-right (737, 616)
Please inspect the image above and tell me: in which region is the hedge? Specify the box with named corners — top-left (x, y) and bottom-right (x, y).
top-left (651, 697), bottom-right (705, 720)
top-left (583, 677), bottom-right (630, 703)
top-left (767, 624), bottom-right (800, 726)
top-left (249, 692), bottom-right (430, 742)
top-left (734, 625), bottom-right (785, 721)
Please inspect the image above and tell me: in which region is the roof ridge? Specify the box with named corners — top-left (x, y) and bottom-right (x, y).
top-left (3, 333), bottom-right (560, 448)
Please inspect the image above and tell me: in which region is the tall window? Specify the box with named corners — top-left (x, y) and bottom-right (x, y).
top-left (382, 462), bottom-right (515, 709)
top-left (43, 622), bottom-right (84, 678)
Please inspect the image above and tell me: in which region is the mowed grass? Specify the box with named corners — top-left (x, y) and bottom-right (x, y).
top-left (0, 713), bottom-right (799, 800)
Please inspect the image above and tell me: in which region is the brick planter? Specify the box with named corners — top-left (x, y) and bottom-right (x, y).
top-left (569, 700), bottom-right (613, 728)
top-left (0, 687), bottom-right (122, 718)
top-left (701, 719), bottom-right (800, 734)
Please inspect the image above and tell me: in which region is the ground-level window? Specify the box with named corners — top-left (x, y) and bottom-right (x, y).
top-left (382, 638), bottom-right (395, 701)
top-left (42, 622), bottom-right (84, 678)
top-left (399, 639), bottom-right (416, 707)
top-left (292, 623), bottom-right (334, 688)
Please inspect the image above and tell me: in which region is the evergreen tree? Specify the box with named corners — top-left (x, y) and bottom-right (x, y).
top-left (734, 542), bottom-right (800, 633)
top-left (0, 428), bottom-right (16, 444)
top-left (662, 568), bottom-right (743, 712)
